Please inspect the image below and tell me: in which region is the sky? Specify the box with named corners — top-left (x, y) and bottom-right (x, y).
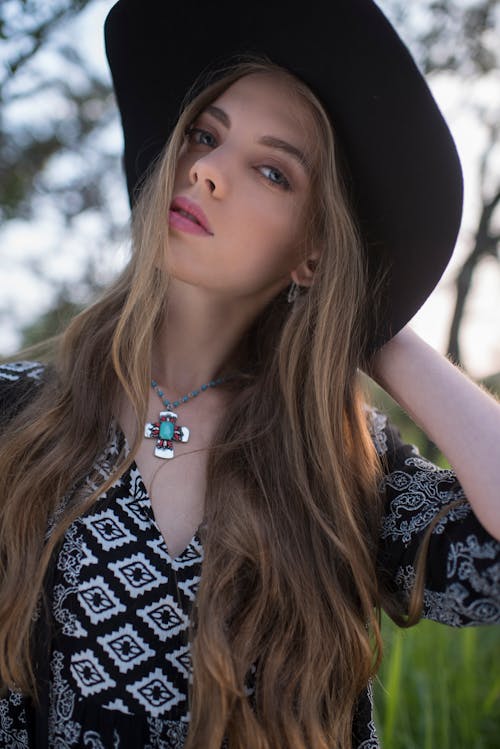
top-left (1, 0), bottom-right (499, 378)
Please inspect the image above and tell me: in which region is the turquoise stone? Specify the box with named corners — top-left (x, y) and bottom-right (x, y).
top-left (159, 421), bottom-right (174, 440)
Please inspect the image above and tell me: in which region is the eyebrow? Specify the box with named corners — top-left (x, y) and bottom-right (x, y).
top-left (203, 104), bottom-right (312, 175)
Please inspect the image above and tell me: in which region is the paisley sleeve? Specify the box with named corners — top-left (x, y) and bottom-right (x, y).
top-left (0, 361), bottom-right (46, 429)
top-left (367, 406), bottom-right (500, 626)
top-left (0, 688), bottom-right (32, 748)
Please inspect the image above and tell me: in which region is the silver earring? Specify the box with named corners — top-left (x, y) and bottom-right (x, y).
top-left (287, 281), bottom-right (300, 303)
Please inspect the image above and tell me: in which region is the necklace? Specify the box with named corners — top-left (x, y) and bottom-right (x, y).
top-left (144, 375), bottom-right (231, 459)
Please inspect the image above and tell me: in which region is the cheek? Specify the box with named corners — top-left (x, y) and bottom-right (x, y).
top-left (172, 151), bottom-right (190, 184)
top-left (232, 225), bottom-right (305, 285)
top-left (227, 203), bottom-right (305, 284)
top-left (237, 191), bottom-right (304, 248)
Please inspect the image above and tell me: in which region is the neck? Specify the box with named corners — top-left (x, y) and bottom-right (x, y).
top-left (151, 279), bottom-right (265, 397)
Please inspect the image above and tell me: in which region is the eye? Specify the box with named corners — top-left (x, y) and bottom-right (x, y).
top-left (184, 126), bottom-right (217, 148)
top-left (183, 125), bottom-right (292, 191)
top-left (259, 165), bottom-right (291, 191)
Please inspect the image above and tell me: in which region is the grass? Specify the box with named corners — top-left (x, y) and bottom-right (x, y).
top-left (374, 614), bottom-right (500, 749)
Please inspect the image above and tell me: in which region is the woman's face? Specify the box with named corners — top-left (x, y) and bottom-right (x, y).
top-left (167, 72), bottom-right (317, 304)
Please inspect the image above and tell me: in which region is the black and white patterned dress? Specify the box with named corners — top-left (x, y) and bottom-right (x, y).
top-left (0, 362), bottom-right (499, 749)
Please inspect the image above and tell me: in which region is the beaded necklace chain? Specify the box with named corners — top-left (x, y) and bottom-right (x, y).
top-left (144, 375), bottom-right (231, 459)
top-left (151, 376), bottom-right (228, 410)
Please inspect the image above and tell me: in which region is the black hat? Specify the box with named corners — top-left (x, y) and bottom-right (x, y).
top-left (104, 0), bottom-right (463, 347)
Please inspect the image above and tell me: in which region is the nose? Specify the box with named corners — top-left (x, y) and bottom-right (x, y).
top-left (188, 151), bottom-right (227, 196)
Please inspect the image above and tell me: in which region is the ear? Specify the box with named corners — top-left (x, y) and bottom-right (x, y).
top-left (290, 249), bottom-right (322, 289)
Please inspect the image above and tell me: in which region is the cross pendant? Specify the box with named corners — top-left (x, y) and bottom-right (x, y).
top-left (144, 410), bottom-right (190, 459)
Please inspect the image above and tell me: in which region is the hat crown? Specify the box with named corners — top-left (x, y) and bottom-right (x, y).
top-left (104, 0), bottom-right (463, 347)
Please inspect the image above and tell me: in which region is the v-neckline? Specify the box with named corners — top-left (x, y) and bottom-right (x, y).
top-left (114, 421), bottom-right (203, 564)
top-left (134, 466), bottom-right (202, 564)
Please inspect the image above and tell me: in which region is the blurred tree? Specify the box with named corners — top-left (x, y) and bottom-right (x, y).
top-left (447, 124), bottom-right (500, 364)
top-left (0, 0), bottom-right (499, 383)
top-left (0, 0), bottom-right (128, 349)
top-left (381, 0), bottom-right (500, 369)
top-left (20, 288), bottom-right (82, 348)
top-left (0, 0), bottom-right (120, 221)
top-left (382, 0), bottom-right (499, 75)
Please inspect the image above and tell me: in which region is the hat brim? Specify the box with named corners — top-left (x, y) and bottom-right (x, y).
top-left (105, 0), bottom-right (463, 348)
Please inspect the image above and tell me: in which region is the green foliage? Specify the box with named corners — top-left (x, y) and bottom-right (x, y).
top-left (375, 614), bottom-right (500, 749)
top-left (483, 372), bottom-right (500, 397)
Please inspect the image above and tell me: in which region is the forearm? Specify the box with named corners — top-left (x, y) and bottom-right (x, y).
top-left (370, 326), bottom-right (500, 540)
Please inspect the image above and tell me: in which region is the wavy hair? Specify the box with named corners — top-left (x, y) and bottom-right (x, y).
top-left (0, 57), bottom-right (396, 748)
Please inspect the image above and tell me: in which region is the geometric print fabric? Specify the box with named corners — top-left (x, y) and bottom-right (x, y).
top-left (49, 442), bottom-right (204, 740)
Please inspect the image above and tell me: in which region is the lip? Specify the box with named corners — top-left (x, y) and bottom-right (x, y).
top-left (168, 210), bottom-right (213, 236)
top-left (169, 196), bottom-right (213, 235)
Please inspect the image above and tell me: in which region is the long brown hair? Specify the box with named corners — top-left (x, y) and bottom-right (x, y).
top-left (1, 57), bottom-right (394, 748)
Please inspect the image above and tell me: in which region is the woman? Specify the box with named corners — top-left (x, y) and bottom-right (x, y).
top-left (0, 1), bottom-right (499, 747)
